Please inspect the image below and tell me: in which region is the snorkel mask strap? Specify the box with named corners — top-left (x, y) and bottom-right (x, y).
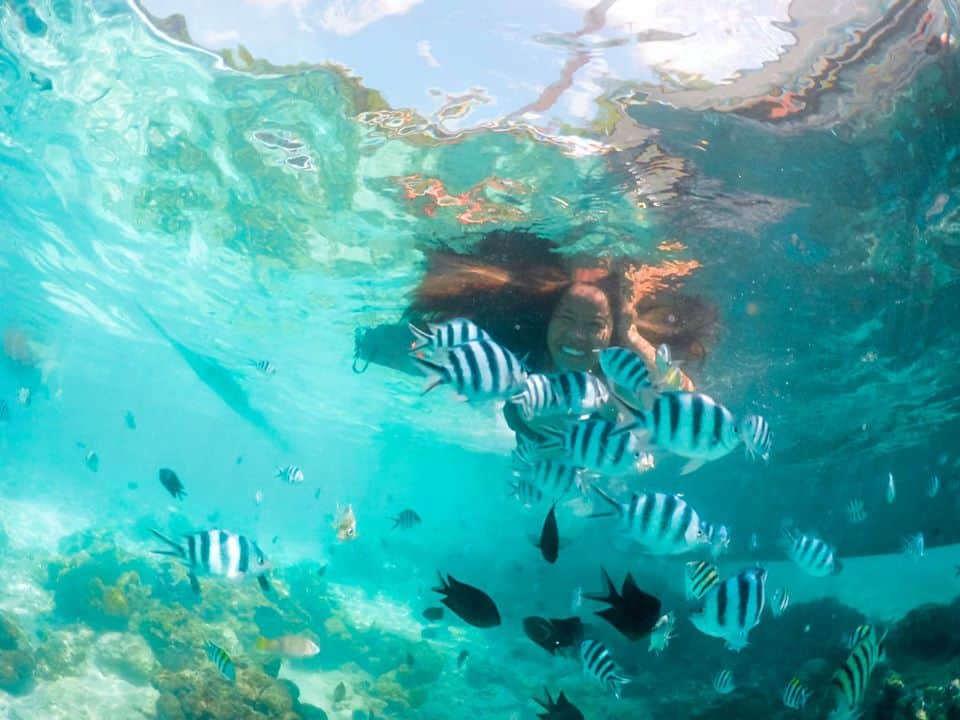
top-left (352, 326), bottom-right (370, 374)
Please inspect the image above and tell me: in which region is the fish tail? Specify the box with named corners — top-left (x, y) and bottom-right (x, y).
top-left (587, 486), bottom-right (621, 518)
top-left (407, 322), bottom-right (432, 349)
top-left (432, 571), bottom-right (449, 594)
top-left (411, 356), bottom-right (448, 395)
top-left (149, 529), bottom-right (185, 558)
top-left (610, 674), bottom-right (631, 700)
top-left (583, 567), bottom-right (617, 603)
top-left (390, 515), bottom-right (400, 529)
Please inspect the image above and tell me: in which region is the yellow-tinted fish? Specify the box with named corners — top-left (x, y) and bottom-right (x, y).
top-left (335, 504), bottom-right (358, 541)
top-left (255, 635), bottom-right (320, 658)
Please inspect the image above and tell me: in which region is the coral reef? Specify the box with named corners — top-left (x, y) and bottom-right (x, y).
top-left (153, 665), bottom-right (302, 720)
top-left (0, 613), bottom-right (36, 695)
top-left (94, 631), bottom-right (158, 686)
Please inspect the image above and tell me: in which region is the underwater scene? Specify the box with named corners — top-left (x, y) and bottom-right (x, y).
top-left (2, 0), bottom-right (960, 718)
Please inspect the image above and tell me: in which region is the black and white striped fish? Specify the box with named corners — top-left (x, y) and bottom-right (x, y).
top-left (599, 346), bottom-right (653, 404)
top-left (150, 528), bottom-right (272, 595)
top-left (205, 640), bottom-right (236, 681)
top-left (783, 678), bottom-right (811, 709)
top-left (538, 419), bottom-right (648, 476)
top-left (409, 318), bottom-right (491, 352)
top-left (690, 566), bottom-right (766, 651)
top-left (510, 371), bottom-right (609, 421)
top-left (509, 476), bottom-right (544, 507)
top-left (830, 625), bottom-right (885, 719)
top-left (624, 392), bottom-right (741, 475)
top-left (770, 587), bottom-right (790, 618)
top-left (391, 509), bottom-right (422, 530)
top-left (841, 624), bottom-right (873, 650)
top-left (512, 448), bottom-right (586, 501)
top-left (276, 465), bottom-right (305, 484)
top-left (845, 499), bottom-right (867, 524)
top-left (781, 528), bottom-right (841, 577)
top-left (592, 487), bottom-right (709, 555)
top-left (251, 359), bottom-right (277, 375)
top-left (579, 639), bottom-right (630, 699)
top-left (413, 339), bottom-right (527, 401)
top-left (741, 414), bottom-right (772, 462)
top-left (713, 669), bottom-right (735, 695)
top-left (685, 560), bottom-right (720, 600)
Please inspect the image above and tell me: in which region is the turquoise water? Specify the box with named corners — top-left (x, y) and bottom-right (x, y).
top-left (2, 1), bottom-right (960, 718)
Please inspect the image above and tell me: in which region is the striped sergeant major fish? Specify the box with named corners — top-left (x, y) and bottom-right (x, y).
top-left (741, 414), bottom-right (772, 462)
top-left (413, 339), bottom-right (527, 402)
top-left (624, 392), bottom-right (741, 475)
top-left (592, 487), bottom-right (709, 555)
top-left (276, 464), bottom-right (304, 484)
top-left (150, 528), bottom-right (272, 595)
top-left (205, 640), bottom-right (236, 682)
top-left (512, 445), bottom-right (587, 500)
top-left (829, 625), bottom-right (886, 720)
top-left (598, 346), bottom-right (653, 405)
top-left (579, 639), bottom-right (630, 699)
top-left (408, 317), bottom-right (491, 352)
top-left (685, 560), bottom-right (720, 600)
top-left (782, 677), bottom-right (811, 709)
top-left (713, 669), bottom-right (735, 695)
top-left (770, 587), bottom-right (789, 618)
top-left (538, 419), bottom-right (649, 476)
top-left (690, 566), bottom-right (767, 651)
top-left (510, 371), bottom-right (610, 421)
top-left (781, 528), bottom-right (842, 577)
top-left (251, 359), bottom-right (277, 375)
top-left (655, 343), bottom-right (685, 391)
top-left (841, 624), bottom-right (873, 650)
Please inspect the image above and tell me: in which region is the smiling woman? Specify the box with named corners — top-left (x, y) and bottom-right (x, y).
top-left (353, 229), bottom-right (713, 391)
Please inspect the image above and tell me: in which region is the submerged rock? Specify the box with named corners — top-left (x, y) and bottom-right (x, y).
top-left (94, 632), bottom-right (157, 686)
top-left (0, 613), bottom-right (36, 695)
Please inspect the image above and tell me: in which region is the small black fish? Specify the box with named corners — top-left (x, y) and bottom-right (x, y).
top-left (536, 503), bottom-right (559, 564)
top-left (421, 627), bottom-right (439, 640)
top-left (585, 568), bottom-right (661, 641)
top-left (0, 400), bottom-right (9, 422)
top-left (315, 489), bottom-right (323, 501)
top-left (317, 565), bottom-right (328, 577)
top-left (159, 468), bottom-right (186, 500)
top-left (333, 681), bottom-right (347, 703)
top-left (422, 606), bottom-right (444, 622)
top-left (405, 651), bottom-right (415, 667)
top-left (127, 482), bottom-right (139, 490)
top-left (457, 649), bottom-right (469, 669)
top-left (433, 573), bottom-right (501, 628)
top-left (391, 509), bottom-right (422, 530)
top-left (534, 688), bottom-right (584, 720)
top-left (124, 410), bottom-right (136, 430)
top-left (236, 456), bottom-right (243, 465)
top-left (522, 616), bottom-right (584, 655)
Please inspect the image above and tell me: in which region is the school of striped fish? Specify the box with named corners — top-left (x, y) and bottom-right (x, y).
top-left (397, 316), bottom-right (918, 717)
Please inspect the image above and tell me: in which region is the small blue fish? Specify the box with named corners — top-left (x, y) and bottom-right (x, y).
top-left (928, 475), bottom-right (940, 498)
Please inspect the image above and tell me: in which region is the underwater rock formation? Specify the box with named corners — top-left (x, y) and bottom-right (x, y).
top-left (153, 664), bottom-right (302, 720)
top-left (33, 626), bottom-right (95, 681)
top-left (0, 613), bottom-right (36, 695)
top-left (94, 631), bottom-right (158, 686)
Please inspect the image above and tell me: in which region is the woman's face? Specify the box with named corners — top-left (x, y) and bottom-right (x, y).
top-left (547, 283), bottom-right (613, 372)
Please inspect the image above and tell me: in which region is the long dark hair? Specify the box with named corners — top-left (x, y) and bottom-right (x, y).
top-left (405, 229), bottom-right (716, 371)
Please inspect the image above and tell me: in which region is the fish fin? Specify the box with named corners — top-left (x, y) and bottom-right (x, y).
top-left (583, 567), bottom-right (619, 605)
top-left (189, 572), bottom-right (201, 595)
top-left (149, 529), bottom-right (185, 558)
top-left (610, 674), bottom-right (631, 699)
top-left (254, 637), bottom-right (272, 651)
top-left (258, 574), bottom-right (272, 593)
top-left (680, 457), bottom-right (706, 475)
